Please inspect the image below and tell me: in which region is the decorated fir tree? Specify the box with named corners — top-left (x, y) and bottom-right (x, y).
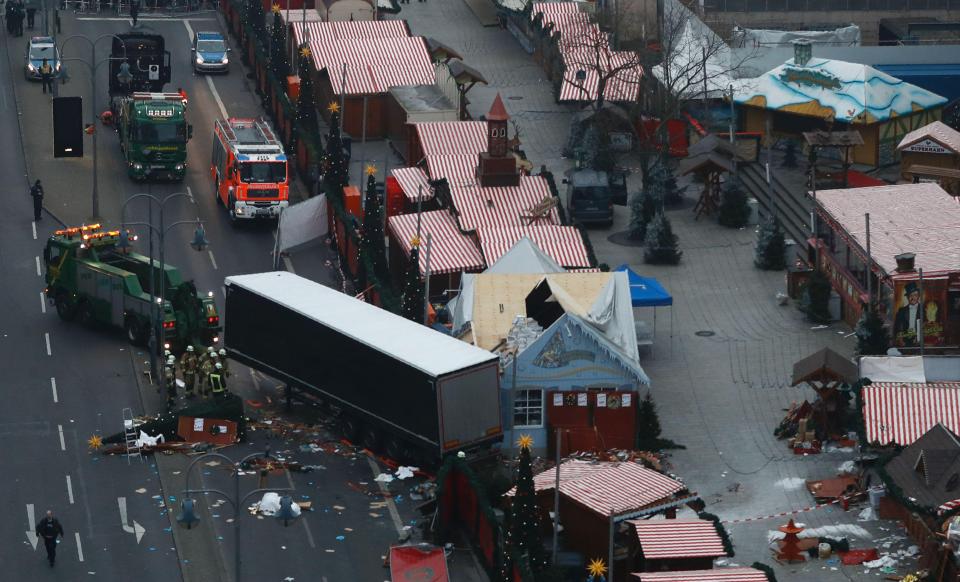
top-left (360, 165), bottom-right (389, 281)
top-left (628, 177), bottom-right (661, 241)
top-left (856, 305), bottom-right (890, 356)
top-left (499, 435), bottom-right (549, 581)
top-left (580, 125), bottom-right (615, 173)
top-left (295, 47), bottom-right (320, 140)
top-left (269, 8), bottom-right (290, 82)
top-left (717, 174), bottom-right (751, 228)
top-left (801, 270), bottom-right (832, 323)
top-left (643, 212), bottom-right (682, 265)
top-left (247, 0), bottom-right (267, 48)
top-left (651, 158), bottom-right (685, 206)
top-left (400, 243), bottom-right (424, 323)
top-left (636, 392), bottom-right (662, 450)
top-left (324, 102), bottom-right (349, 203)
top-left (782, 140), bottom-right (798, 168)
top-left (754, 215), bottom-right (786, 270)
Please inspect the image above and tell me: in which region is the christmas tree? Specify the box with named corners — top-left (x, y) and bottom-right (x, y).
top-left (801, 270), bottom-right (832, 323)
top-left (499, 435), bottom-right (549, 581)
top-left (247, 0), bottom-right (267, 48)
top-left (636, 392), bottom-right (662, 450)
top-left (717, 174), bottom-right (751, 228)
top-left (324, 102), bottom-right (349, 204)
top-left (651, 158), bottom-right (685, 206)
top-left (643, 212), bottom-right (682, 265)
top-left (754, 215), bottom-right (786, 270)
top-left (856, 305), bottom-right (890, 356)
top-left (782, 140), bottom-right (798, 168)
top-left (628, 175), bottom-right (661, 241)
top-left (295, 47), bottom-right (320, 140)
top-left (269, 8), bottom-right (290, 82)
top-left (400, 243), bottom-right (424, 323)
top-left (580, 125), bottom-right (615, 173)
top-left (360, 165), bottom-right (388, 281)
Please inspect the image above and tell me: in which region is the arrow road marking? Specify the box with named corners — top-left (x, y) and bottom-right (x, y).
top-left (25, 504), bottom-right (38, 550)
top-left (118, 497), bottom-right (146, 544)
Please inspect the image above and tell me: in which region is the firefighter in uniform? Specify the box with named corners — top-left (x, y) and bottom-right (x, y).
top-left (210, 362), bottom-right (226, 399)
top-left (218, 348), bottom-right (230, 379)
top-left (198, 356), bottom-right (213, 399)
top-left (180, 345), bottom-right (198, 398)
top-left (164, 356), bottom-right (177, 409)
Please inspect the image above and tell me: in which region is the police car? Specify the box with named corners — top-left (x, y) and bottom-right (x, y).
top-left (24, 36), bottom-right (61, 81)
top-left (192, 31), bottom-right (230, 74)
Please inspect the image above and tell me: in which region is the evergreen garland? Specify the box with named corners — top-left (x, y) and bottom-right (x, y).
top-left (268, 9), bottom-right (290, 82)
top-left (499, 436), bottom-right (549, 581)
top-left (360, 167), bottom-right (389, 281)
top-left (643, 212), bottom-right (682, 265)
top-left (855, 305), bottom-right (890, 356)
top-left (636, 392), bottom-right (663, 450)
top-left (754, 215), bottom-right (787, 270)
top-left (401, 245), bottom-right (424, 323)
top-left (717, 174), bottom-right (751, 228)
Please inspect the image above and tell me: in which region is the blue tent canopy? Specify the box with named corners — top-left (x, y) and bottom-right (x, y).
top-left (615, 265), bottom-right (673, 307)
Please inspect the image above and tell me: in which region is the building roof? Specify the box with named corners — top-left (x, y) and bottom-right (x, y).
top-left (415, 121), bottom-right (488, 157)
top-left (863, 382), bottom-right (960, 446)
top-left (487, 93), bottom-right (509, 121)
top-left (815, 183), bottom-right (960, 276)
top-left (392, 166), bottom-right (434, 203)
top-left (224, 272), bottom-right (497, 377)
top-left (293, 19), bottom-right (409, 43)
top-left (790, 347), bottom-right (858, 387)
top-left (883, 423), bottom-right (960, 511)
top-left (387, 210), bottom-right (486, 276)
top-left (477, 226), bottom-right (591, 268)
top-left (632, 568), bottom-right (771, 581)
top-left (734, 56), bottom-right (947, 124)
top-left (629, 519), bottom-right (727, 560)
top-left (898, 120), bottom-right (960, 154)
top-left (388, 85), bottom-right (457, 115)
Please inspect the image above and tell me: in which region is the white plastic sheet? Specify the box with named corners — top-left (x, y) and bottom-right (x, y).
top-left (859, 356), bottom-right (926, 383)
top-left (277, 194), bottom-right (328, 253)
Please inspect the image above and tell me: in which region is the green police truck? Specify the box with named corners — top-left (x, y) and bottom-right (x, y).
top-left (43, 224), bottom-right (220, 350)
top-left (115, 92), bottom-right (192, 181)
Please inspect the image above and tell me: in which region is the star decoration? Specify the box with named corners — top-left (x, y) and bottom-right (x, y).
top-left (587, 558), bottom-right (607, 578)
top-left (410, 236), bottom-right (421, 248)
top-left (87, 434), bottom-right (103, 450)
top-left (327, 101), bottom-right (340, 113)
top-left (270, 2), bottom-right (280, 12)
top-left (300, 45), bottom-right (311, 58)
top-left (517, 434), bottom-right (534, 451)
top-left (365, 164), bottom-right (377, 176)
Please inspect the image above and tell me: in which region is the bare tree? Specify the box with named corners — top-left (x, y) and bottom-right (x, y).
top-left (560, 23), bottom-right (644, 111)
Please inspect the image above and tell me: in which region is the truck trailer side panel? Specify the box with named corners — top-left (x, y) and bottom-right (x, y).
top-left (225, 284), bottom-right (442, 447)
top-left (437, 363), bottom-right (502, 452)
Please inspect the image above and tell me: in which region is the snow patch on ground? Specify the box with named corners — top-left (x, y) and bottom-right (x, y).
top-left (774, 477), bottom-right (807, 490)
top-left (768, 523), bottom-right (873, 544)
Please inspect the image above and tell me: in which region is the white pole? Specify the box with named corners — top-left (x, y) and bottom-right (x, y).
top-left (422, 233), bottom-right (432, 325)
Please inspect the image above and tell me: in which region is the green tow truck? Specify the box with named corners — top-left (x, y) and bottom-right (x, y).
top-left (114, 92), bottom-right (193, 181)
top-left (43, 224), bottom-right (220, 350)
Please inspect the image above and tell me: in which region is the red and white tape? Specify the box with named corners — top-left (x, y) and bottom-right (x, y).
top-left (722, 494), bottom-right (858, 525)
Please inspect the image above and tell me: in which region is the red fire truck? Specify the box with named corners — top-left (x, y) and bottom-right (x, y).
top-left (211, 117), bottom-right (289, 221)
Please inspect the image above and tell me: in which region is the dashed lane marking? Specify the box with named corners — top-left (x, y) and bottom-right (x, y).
top-left (208, 250), bottom-right (218, 270)
top-left (365, 456), bottom-right (404, 535)
top-left (51, 377), bottom-right (58, 403)
top-left (40, 291), bottom-right (46, 314)
top-left (66, 475), bottom-right (74, 504)
top-left (75, 532), bottom-right (84, 562)
top-left (45, 332), bottom-right (51, 356)
top-left (32, 221), bottom-right (36, 240)
top-left (35, 256), bottom-right (41, 276)
top-left (58, 424), bottom-right (65, 451)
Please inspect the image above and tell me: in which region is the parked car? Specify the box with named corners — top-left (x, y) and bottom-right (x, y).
top-left (192, 31), bottom-right (230, 73)
top-left (564, 170), bottom-right (613, 227)
top-left (24, 36), bottom-right (61, 81)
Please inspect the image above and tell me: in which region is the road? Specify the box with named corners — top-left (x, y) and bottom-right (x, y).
top-left (1, 7), bottom-right (432, 581)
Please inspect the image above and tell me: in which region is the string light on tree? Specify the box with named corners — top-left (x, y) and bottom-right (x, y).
top-left (499, 433), bottom-right (548, 581)
top-left (360, 164), bottom-right (388, 282)
top-left (269, 5), bottom-right (290, 82)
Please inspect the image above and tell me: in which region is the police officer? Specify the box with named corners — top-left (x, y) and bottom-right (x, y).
top-left (30, 180), bottom-right (43, 221)
top-left (210, 362), bottom-right (226, 399)
top-left (198, 356), bottom-right (213, 399)
top-left (40, 58), bottom-right (54, 94)
top-left (180, 345), bottom-right (198, 398)
top-left (164, 355), bottom-right (177, 409)
top-left (217, 348), bottom-right (230, 379)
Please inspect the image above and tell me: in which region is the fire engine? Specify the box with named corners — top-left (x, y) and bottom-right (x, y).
top-left (211, 118), bottom-right (289, 221)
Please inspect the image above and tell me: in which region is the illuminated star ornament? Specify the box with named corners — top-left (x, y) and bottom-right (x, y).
top-left (517, 434), bottom-right (534, 451)
top-left (327, 101), bottom-right (340, 114)
top-left (87, 434), bottom-right (103, 450)
top-left (270, 2), bottom-right (280, 12)
top-left (586, 558), bottom-right (607, 581)
top-left (299, 45), bottom-right (311, 58)
top-left (410, 236), bottom-right (421, 248)
top-left (365, 164), bottom-right (377, 176)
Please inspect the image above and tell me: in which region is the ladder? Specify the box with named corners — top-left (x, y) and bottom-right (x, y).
top-left (122, 408), bottom-right (142, 464)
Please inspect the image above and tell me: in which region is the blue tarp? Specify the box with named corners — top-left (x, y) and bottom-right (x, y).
top-left (615, 265), bottom-right (673, 307)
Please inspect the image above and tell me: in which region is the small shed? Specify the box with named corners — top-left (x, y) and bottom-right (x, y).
top-left (789, 347), bottom-right (857, 439)
top-left (386, 85), bottom-right (459, 164)
top-left (898, 121), bottom-right (960, 195)
top-left (628, 518), bottom-right (729, 573)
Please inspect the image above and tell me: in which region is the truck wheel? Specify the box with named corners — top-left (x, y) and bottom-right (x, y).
top-left (360, 426), bottom-right (381, 451)
top-left (214, 178), bottom-right (221, 205)
top-left (54, 292), bottom-right (76, 321)
top-left (125, 315), bottom-right (146, 346)
top-left (341, 417), bottom-right (361, 443)
top-left (77, 302), bottom-right (95, 327)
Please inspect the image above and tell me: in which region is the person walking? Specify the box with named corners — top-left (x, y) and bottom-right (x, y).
top-left (30, 179), bottom-right (44, 221)
top-left (129, 0), bottom-right (138, 26)
top-left (164, 355), bottom-right (178, 409)
top-left (35, 510), bottom-right (64, 567)
top-left (210, 362), bottom-right (226, 399)
top-left (180, 345), bottom-right (197, 398)
top-left (15, 2), bottom-right (24, 36)
top-left (217, 348), bottom-right (230, 379)
top-left (40, 58), bottom-right (54, 94)
top-left (26, 3), bottom-right (35, 28)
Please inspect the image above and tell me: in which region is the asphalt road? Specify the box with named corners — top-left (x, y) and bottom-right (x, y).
top-left (2, 7), bottom-right (431, 581)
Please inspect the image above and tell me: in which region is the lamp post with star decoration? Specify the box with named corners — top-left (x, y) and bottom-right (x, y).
top-left (499, 434), bottom-right (549, 581)
top-left (324, 101), bottom-right (349, 204)
top-left (400, 236), bottom-right (424, 323)
top-left (295, 45), bottom-right (320, 147)
top-left (268, 4), bottom-right (290, 83)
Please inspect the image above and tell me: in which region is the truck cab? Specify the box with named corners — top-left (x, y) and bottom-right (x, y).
top-left (116, 92), bottom-right (192, 181)
top-left (565, 170), bottom-right (614, 227)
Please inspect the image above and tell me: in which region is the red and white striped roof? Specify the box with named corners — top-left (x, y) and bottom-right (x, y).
top-left (514, 459), bottom-right (610, 495)
top-left (415, 121), bottom-right (488, 158)
top-left (531, 1), bottom-right (581, 20)
top-left (292, 20), bottom-right (409, 45)
top-left (629, 519), bottom-right (727, 560)
top-left (426, 155), bottom-right (480, 185)
top-left (452, 177), bottom-right (562, 230)
top-left (939, 498), bottom-right (960, 515)
top-left (478, 225), bottom-right (590, 268)
top-left (392, 167), bottom-right (433, 202)
top-left (863, 382), bottom-right (960, 446)
top-left (632, 568), bottom-right (769, 581)
top-left (387, 210), bottom-right (485, 275)
top-left (303, 36), bottom-right (434, 96)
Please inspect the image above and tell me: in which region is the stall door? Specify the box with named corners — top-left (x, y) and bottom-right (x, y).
top-left (547, 391), bottom-right (637, 457)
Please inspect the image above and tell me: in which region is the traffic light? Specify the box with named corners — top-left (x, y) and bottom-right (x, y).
top-left (53, 96), bottom-right (83, 158)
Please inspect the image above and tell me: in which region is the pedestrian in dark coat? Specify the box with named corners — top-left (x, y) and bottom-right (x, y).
top-left (31, 179), bottom-right (43, 221)
top-left (5, 3), bottom-right (13, 34)
top-left (35, 510), bottom-right (64, 567)
top-left (15, 3), bottom-right (24, 36)
top-left (130, 0), bottom-right (138, 26)
top-left (26, 5), bottom-right (36, 28)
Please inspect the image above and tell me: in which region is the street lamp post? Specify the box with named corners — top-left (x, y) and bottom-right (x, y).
top-left (120, 192), bottom-right (208, 381)
top-left (178, 450), bottom-right (297, 581)
top-left (57, 34), bottom-right (128, 220)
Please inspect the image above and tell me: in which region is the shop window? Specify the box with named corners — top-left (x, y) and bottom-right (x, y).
top-left (513, 389), bottom-right (543, 428)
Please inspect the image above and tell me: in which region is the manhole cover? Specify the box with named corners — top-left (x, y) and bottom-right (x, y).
top-left (507, 96), bottom-right (523, 100)
top-left (695, 330), bottom-right (715, 337)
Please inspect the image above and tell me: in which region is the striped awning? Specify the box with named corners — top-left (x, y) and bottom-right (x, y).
top-left (629, 519), bottom-right (727, 560)
top-left (507, 460), bottom-right (610, 495)
top-left (939, 499), bottom-right (960, 515)
top-left (303, 36), bottom-right (435, 95)
top-left (549, 461), bottom-right (686, 517)
top-left (392, 167), bottom-right (434, 202)
top-left (415, 121), bottom-right (488, 157)
top-left (632, 568), bottom-right (770, 581)
top-left (531, 1), bottom-right (581, 20)
top-left (292, 20), bottom-right (409, 45)
top-left (427, 155), bottom-right (479, 185)
top-left (387, 210), bottom-right (485, 276)
top-left (452, 176), bottom-right (561, 230)
top-left (863, 382), bottom-right (960, 446)
top-left (477, 225), bottom-right (590, 268)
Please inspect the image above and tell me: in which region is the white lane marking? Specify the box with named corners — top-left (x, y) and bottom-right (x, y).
top-left (51, 377), bottom-right (58, 403)
top-left (186, 186), bottom-right (194, 203)
top-left (58, 424), bottom-right (66, 451)
top-left (365, 456), bottom-right (404, 535)
top-left (45, 332), bottom-right (51, 356)
top-left (32, 221), bottom-right (37, 240)
top-left (35, 256), bottom-right (41, 276)
top-left (66, 475), bottom-right (74, 504)
top-left (40, 291), bottom-right (46, 313)
top-left (118, 497), bottom-right (147, 543)
top-left (281, 469), bottom-right (316, 548)
top-left (25, 504), bottom-right (38, 550)
top-left (208, 250), bottom-right (218, 270)
top-left (75, 532), bottom-right (84, 562)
